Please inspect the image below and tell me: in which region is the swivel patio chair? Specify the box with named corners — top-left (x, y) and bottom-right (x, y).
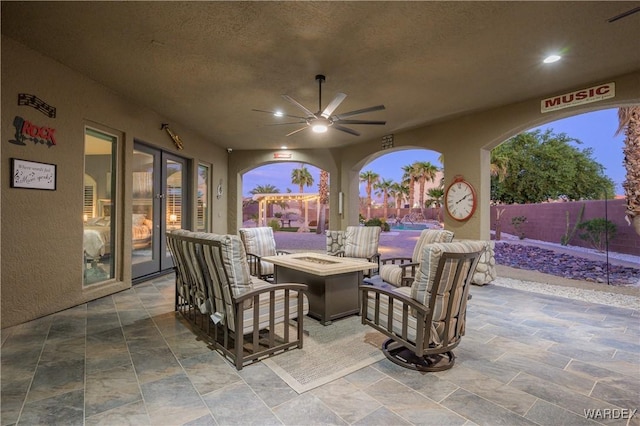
top-left (239, 226), bottom-right (290, 281)
top-left (326, 225), bottom-right (381, 277)
top-left (379, 229), bottom-right (454, 287)
top-left (360, 240), bottom-right (484, 372)
top-left (167, 230), bottom-right (309, 370)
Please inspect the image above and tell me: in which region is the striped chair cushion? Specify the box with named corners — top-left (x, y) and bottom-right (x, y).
top-left (410, 229), bottom-right (455, 262)
top-left (344, 226), bottom-right (381, 258)
top-left (379, 264), bottom-right (404, 286)
top-left (379, 229), bottom-right (455, 287)
top-left (239, 227), bottom-right (277, 257)
top-left (194, 232), bottom-right (252, 299)
top-left (410, 240), bottom-right (485, 344)
top-left (239, 279), bottom-right (309, 334)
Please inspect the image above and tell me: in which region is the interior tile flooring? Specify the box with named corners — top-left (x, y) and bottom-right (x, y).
top-left (2, 273), bottom-right (638, 426)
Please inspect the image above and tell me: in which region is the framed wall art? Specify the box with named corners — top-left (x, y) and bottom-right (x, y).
top-left (10, 158), bottom-right (57, 190)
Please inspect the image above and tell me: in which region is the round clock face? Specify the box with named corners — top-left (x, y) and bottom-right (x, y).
top-left (445, 180), bottom-right (477, 221)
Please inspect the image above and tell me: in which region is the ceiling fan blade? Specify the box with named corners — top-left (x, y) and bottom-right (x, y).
top-left (332, 124), bottom-right (361, 136)
top-left (286, 127), bottom-right (309, 137)
top-left (282, 95), bottom-right (317, 118)
top-left (321, 93), bottom-right (347, 118)
top-left (333, 104), bottom-right (385, 120)
top-left (264, 121), bottom-right (306, 126)
top-left (251, 109), bottom-right (308, 120)
top-left (333, 119), bottom-right (386, 125)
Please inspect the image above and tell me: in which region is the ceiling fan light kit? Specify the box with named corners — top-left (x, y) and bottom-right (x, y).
top-left (253, 74), bottom-right (386, 137)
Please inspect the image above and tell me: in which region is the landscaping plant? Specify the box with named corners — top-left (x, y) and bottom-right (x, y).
top-left (577, 218), bottom-right (617, 252)
top-left (511, 215), bottom-right (527, 239)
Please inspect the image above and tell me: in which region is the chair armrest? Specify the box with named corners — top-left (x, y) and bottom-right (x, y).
top-left (234, 282), bottom-right (308, 303)
top-left (359, 284), bottom-right (429, 317)
top-left (327, 250), bottom-right (345, 257)
top-left (380, 257), bottom-right (413, 265)
top-left (359, 284), bottom-right (430, 347)
top-left (276, 250), bottom-right (290, 255)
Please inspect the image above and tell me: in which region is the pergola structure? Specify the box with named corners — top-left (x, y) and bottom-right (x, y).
top-left (251, 193), bottom-right (321, 227)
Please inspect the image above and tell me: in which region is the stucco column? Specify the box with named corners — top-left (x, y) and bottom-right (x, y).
top-left (441, 147), bottom-right (490, 240)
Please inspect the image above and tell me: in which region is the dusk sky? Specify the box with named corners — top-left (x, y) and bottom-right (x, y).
top-left (242, 108), bottom-right (625, 197)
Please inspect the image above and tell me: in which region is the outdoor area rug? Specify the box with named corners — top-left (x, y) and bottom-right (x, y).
top-left (261, 315), bottom-right (387, 394)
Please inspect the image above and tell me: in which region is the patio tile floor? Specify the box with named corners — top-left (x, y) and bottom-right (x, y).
top-left (2, 271), bottom-right (638, 426)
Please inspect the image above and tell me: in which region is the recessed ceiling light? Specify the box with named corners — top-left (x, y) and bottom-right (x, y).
top-left (274, 111), bottom-right (284, 117)
top-left (543, 55), bottom-right (562, 64)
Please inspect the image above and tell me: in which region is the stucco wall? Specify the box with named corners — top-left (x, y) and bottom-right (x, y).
top-left (1, 37), bottom-right (228, 328)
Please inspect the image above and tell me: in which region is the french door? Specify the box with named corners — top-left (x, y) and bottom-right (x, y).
top-left (132, 143), bottom-right (189, 280)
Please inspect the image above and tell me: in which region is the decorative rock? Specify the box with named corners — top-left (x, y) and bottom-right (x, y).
top-left (494, 243), bottom-right (639, 286)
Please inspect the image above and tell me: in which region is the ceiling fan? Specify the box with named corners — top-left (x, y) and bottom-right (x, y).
top-left (252, 74), bottom-right (386, 136)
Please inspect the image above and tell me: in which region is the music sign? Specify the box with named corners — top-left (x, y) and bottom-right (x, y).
top-left (11, 158), bottom-right (57, 190)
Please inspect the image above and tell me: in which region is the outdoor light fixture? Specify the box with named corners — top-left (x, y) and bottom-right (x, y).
top-left (280, 145), bottom-right (288, 150)
top-left (274, 111), bottom-right (284, 117)
top-left (543, 54), bottom-right (562, 64)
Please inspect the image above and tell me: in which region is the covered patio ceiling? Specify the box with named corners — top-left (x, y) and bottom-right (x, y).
top-left (2, 2), bottom-right (639, 151)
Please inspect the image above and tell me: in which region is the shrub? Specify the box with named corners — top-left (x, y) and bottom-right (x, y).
top-left (577, 218), bottom-right (617, 252)
top-left (511, 215), bottom-right (527, 239)
top-left (268, 219), bottom-right (281, 231)
top-left (364, 218), bottom-right (390, 232)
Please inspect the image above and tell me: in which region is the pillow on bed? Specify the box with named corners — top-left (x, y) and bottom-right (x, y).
top-left (96, 217), bottom-right (110, 226)
top-left (86, 216), bottom-right (102, 225)
top-left (132, 214), bottom-right (146, 226)
top-left (142, 219), bottom-right (153, 229)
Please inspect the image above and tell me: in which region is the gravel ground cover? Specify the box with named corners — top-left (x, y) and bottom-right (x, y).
top-left (494, 242), bottom-right (640, 285)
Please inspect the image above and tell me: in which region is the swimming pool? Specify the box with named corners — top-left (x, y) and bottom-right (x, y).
top-left (390, 222), bottom-right (441, 231)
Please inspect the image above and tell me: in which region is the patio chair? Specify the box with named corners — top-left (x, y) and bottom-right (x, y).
top-left (379, 229), bottom-right (455, 287)
top-left (167, 230), bottom-right (309, 370)
top-left (239, 227), bottom-right (290, 280)
top-left (326, 225), bottom-right (381, 276)
top-left (360, 240), bottom-right (484, 372)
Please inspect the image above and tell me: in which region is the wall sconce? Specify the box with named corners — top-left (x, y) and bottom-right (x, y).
top-left (216, 179), bottom-right (224, 199)
top-left (338, 192), bottom-right (344, 215)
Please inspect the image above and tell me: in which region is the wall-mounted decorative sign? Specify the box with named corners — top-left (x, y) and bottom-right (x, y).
top-left (9, 116), bottom-right (57, 147)
top-left (18, 93), bottom-right (56, 118)
top-left (11, 158), bottom-right (57, 190)
top-left (161, 123), bottom-right (184, 150)
top-left (273, 152), bottom-right (292, 159)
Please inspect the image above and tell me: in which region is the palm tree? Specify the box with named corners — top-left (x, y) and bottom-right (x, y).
top-left (249, 184), bottom-right (280, 195)
top-left (359, 170), bottom-right (379, 219)
top-left (426, 187), bottom-right (445, 222)
top-left (374, 178), bottom-right (394, 220)
top-left (490, 152), bottom-right (510, 183)
top-left (291, 164), bottom-right (314, 225)
top-left (413, 161), bottom-right (438, 212)
top-left (389, 182), bottom-right (409, 219)
top-left (316, 170), bottom-right (329, 234)
top-left (401, 164), bottom-right (418, 212)
top-left (291, 164), bottom-right (314, 193)
top-left (616, 106), bottom-right (640, 236)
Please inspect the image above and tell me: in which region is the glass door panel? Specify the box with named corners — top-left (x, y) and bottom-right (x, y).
top-left (132, 144), bottom-right (189, 280)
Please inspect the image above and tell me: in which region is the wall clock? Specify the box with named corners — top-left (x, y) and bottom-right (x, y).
top-left (445, 175), bottom-right (477, 221)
